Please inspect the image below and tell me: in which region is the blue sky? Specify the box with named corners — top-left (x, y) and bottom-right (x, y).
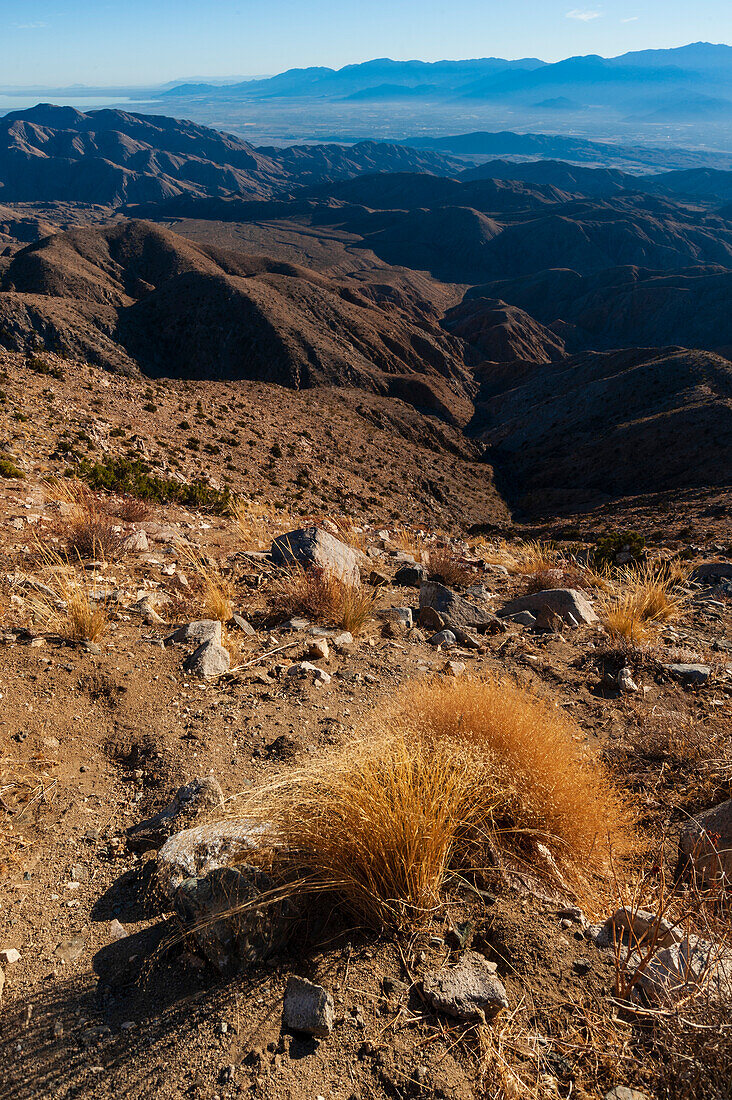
top-left (2, 0), bottom-right (731, 87)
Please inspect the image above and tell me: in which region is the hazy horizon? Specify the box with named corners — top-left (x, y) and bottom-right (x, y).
top-left (2, 0), bottom-right (731, 87)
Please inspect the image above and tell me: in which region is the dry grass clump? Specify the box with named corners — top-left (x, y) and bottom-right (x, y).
top-left (45, 477), bottom-right (124, 560)
top-left (511, 540), bottom-right (558, 575)
top-left (236, 677), bottom-right (634, 929)
top-left (605, 704), bottom-right (732, 813)
top-left (327, 516), bottom-right (367, 552)
top-left (391, 524), bottom-right (429, 563)
top-left (0, 754), bottom-right (58, 875)
top-left (600, 562), bottom-right (686, 643)
top-left (24, 543), bottom-right (108, 642)
top-left (181, 548), bottom-right (234, 623)
top-left (232, 499), bottom-right (287, 551)
top-left (113, 495), bottom-right (151, 523)
top-left (268, 565), bottom-right (376, 635)
top-left (427, 547), bottom-right (477, 588)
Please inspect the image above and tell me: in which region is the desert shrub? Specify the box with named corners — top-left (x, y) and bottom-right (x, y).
top-left (112, 496), bottom-right (150, 523)
top-left (232, 499), bottom-right (287, 550)
top-left (268, 565), bottom-right (376, 635)
top-left (0, 456), bottom-right (25, 479)
top-left (594, 530), bottom-right (646, 569)
top-left (72, 456), bottom-right (233, 514)
top-left (236, 677), bottom-right (634, 929)
top-left (182, 548), bottom-right (234, 624)
top-left (26, 355), bottom-right (64, 380)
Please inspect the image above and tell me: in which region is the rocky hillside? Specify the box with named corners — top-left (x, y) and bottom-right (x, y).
top-left (0, 106), bottom-right (461, 206)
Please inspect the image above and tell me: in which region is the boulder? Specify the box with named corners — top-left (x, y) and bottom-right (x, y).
top-left (271, 527), bottom-right (360, 585)
top-left (430, 629), bottom-right (457, 648)
top-left (690, 561), bottom-right (732, 583)
top-left (166, 620), bottom-right (222, 646)
top-left (423, 951), bottom-right (508, 1021)
top-left (394, 563), bottom-right (426, 587)
top-left (283, 976), bottom-right (334, 1038)
top-left (156, 820), bottom-right (268, 899)
top-left (498, 588), bottom-right (597, 627)
top-left (126, 776), bottom-right (225, 852)
top-left (420, 581), bottom-right (504, 633)
top-left (183, 639), bottom-right (230, 679)
top-left (123, 529), bottom-right (149, 553)
top-left (678, 798), bottom-right (732, 884)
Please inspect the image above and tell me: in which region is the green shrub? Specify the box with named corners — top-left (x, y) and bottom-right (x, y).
top-left (72, 455), bottom-right (233, 514)
top-left (0, 456), bottom-right (24, 479)
top-left (594, 530), bottom-right (646, 569)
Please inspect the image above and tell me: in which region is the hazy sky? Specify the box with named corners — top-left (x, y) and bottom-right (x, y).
top-left (2, 0), bottom-right (731, 87)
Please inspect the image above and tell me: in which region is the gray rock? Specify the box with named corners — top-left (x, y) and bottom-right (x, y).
top-left (394, 563), bottom-right (425, 587)
top-left (506, 610), bottom-right (537, 628)
top-left (665, 663), bottom-right (710, 685)
top-left (690, 561), bottom-right (732, 583)
top-left (377, 607), bottom-right (413, 628)
top-left (499, 588), bottom-right (597, 627)
top-left (271, 527), bottom-right (360, 585)
top-left (166, 620), bottom-right (222, 646)
top-left (605, 1088), bottom-right (649, 1100)
top-left (607, 908), bottom-right (680, 950)
top-left (230, 614), bottom-right (255, 635)
top-left (420, 581), bottom-right (504, 633)
top-left (331, 631), bottom-right (354, 649)
top-left (430, 629), bottom-right (457, 648)
top-left (183, 639), bottom-right (230, 679)
top-left (174, 865), bottom-right (281, 973)
top-left (127, 775), bottom-right (225, 852)
top-left (678, 798), bottom-right (732, 884)
top-left (0, 948), bottom-right (21, 965)
top-left (283, 975), bottom-right (334, 1037)
top-left (452, 627), bottom-right (482, 650)
top-left (156, 820), bottom-right (268, 899)
top-left (423, 951), bottom-right (508, 1021)
top-left (629, 935), bottom-right (732, 1004)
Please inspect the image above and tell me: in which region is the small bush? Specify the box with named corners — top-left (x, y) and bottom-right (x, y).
top-left (47, 480), bottom-right (124, 560)
top-left (427, 547), bottom-right (476, 588)
top-left (182, 548), bottom-right (234, 624)
top-left (25, 543), bottom-right (108, 642)
top-left (0, 456), bottom-right (25, 479)
top-left (26, 355), bottom-right (64, 380)
top-left (512, 540), bottom-right (558, 575)
top-left (599, 562), bottom-right (685, 643)
top-left (594, 530), bottom-right (646, 569)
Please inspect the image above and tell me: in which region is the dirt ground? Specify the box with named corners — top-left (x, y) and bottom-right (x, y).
top-left (0, 352), bottom-right (731, 1100)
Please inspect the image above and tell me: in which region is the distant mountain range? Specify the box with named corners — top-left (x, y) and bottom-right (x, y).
top-left (158, 43), bottom-right (732, 131)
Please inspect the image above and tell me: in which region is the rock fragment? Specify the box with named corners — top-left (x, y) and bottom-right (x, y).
top-left (423, 951), bottom-right (508, 1021)
top-left (283, 975), bottom-right (334, 1037)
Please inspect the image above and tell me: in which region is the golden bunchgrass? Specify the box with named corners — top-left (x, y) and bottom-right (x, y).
top-left (180, 547), bottom-right (234, 623)
top-left (234, 676), bottom-right (635, 929)
top-left (268, 564), bottom-right (376, 635)
top-left (25, 542), bottom-right (108, 642)
top-left (599, 561), bottom-right (686, 643)
top-left (511, 540), bottom-right (558, 575)
top-left (232, 499), bottom-right (287, 550)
